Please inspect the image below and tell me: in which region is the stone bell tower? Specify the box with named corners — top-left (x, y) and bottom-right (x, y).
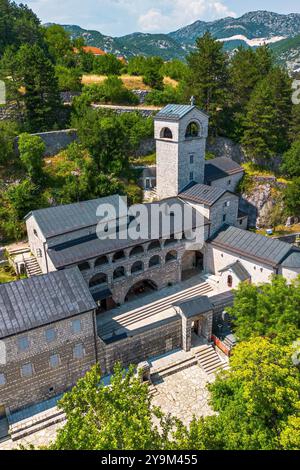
top-left (154, 100), bottom-right (209, 200)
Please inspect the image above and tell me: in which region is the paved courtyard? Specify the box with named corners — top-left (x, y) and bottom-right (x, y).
top-left (151, 365), bottom-right (214, 426)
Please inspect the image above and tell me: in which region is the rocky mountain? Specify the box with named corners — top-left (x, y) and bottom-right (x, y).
top-left (54, 11), bottom-right (300, 69)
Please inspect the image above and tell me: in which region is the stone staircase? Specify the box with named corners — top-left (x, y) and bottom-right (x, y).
top-left (24, 257), bottom-right (42, 277)
top-left (101, 281), bottom-right (213, 337)
top-left (9, 407), bottom-right (65, 442)
top-left (195, 344), bottom-right (228, 376)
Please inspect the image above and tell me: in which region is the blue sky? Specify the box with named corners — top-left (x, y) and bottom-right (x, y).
top-left (19, 1), bottom-right (300, 36)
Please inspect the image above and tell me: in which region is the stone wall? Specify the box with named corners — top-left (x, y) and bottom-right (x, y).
top-left (97, 317), bottom-right (182, 374)
top-left (15, 129), bottom-right (78, 157)
top-left (0, 311), bottom-right (97, 414)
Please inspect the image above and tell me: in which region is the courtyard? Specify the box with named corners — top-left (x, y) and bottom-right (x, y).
top-left (0, 346), bottom-right (216, 449)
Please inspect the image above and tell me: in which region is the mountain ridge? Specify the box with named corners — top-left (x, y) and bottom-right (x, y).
top-left (47, 11), bottom-right (300, 71)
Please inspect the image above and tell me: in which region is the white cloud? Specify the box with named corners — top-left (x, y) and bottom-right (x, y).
top-left (138, 0), bottom-right (236, 32)
top-left (18, 0), bottom-right (236, 35)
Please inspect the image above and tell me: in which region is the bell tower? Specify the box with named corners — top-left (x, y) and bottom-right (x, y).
top-left (154, 102), bottom-right (209, 200)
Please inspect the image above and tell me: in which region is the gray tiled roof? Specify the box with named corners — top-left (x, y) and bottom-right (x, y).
top-left (175, 295), bottom-right (213, 318)
top-left (280, 250), bottom-right (300, 268)
top-left (47, 197), bottom-right (210, 269)
top-left (0, 267), bottom-right (96, 339)
top-left (25, 195), bottom-right (121, 239)
top-left (155, 104), bottom-right (208, 121)
top-left (204, 157), bottom-right (244, 184)
top-left (219, 260), bottom-right (251, 281)
top-left (179, 183), bottom-right (228, 206)
top-left (210, 225), bottom-right (292, 266)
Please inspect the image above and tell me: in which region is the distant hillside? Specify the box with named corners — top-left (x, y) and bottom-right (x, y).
top-left (270, 35), bottom-right (300, 72)
top-left (49, 11), bottom-right (300, 70)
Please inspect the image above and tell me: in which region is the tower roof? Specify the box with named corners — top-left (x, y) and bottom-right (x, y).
top-left (155, 104), bottom-right (208, 122)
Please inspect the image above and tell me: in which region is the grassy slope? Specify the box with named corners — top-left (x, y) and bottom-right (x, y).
top-left (81, 75), bottom-right (178, 90)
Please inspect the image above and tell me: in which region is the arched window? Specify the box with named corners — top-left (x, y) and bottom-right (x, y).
top-left (149, 255), bottom-right (160, 268)
top-left (129, 245), bottom-right (144, 258)
top-left (89, 273), bottom-right (107, 287)
top-left (165, 251), bottom-right (177, 263)
top-left (160, 127), bottom-right (173, 139)
top-left (131, 261), bottom-right (144, 274)
top-left (113, 266), bottom-right (125, 279)
top-left (227, 275), bottom-right (233, 288)
top-left (148, 240), bottom-right (161, 251)
top-left (95, 255), bottom-right (109, 267)
top-left (185, 121), bottom-right (200, 138)
top-left (113, 250), bottom-right (125, 262)
top-left (78, 261), bottom-right (90, 271)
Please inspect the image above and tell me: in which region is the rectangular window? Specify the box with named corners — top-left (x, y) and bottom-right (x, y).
top-left (223, 214), bottom-right (227, 222)
top-left (17, 336), bottom-right (29, 352)
top-left (73, 343), bottom-right (84, 360)
top-left (0, 373), bottom-right (6, 386)
top-left (190, 155), bottom-right (194, 164)
top-left (224, 201), bottom-right (230, 208)
top-left (189, 172), bottom-right (194, 181)
top-left (228, 180), bottom-right (231, 185)
top-left (49, 354), bottom-right (60, 368)
top-left (45, 328), bottom-right (56, 343)
top-left (21, 363), bottom-right (33, 378)
top-left (72, 319), bottom-right (81, 334)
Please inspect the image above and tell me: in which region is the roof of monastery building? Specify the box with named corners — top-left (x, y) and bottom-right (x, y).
top-left (179, 183), bottom-right (233, 206)
top-left (280, 250), bottom-right (300, 268)
top-left (0, 267), bottom-right (96, 339)
top-left (34, 197), bottom-right (210, 269)
top-left (25, 195), bottom-right (121, 239)
top-left (210, 225), bottom-right (293, 267)
top-left (204, 157), bottom-right (244, 184)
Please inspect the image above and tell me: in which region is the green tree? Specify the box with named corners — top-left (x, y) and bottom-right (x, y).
top-left (2, 44), bottom-right (62, 132)
top-left (6, 179), bottom-right (42, 219)
top-left (289, 104), bottom-right (300, 142)
top-left (93, 54), bottom-right (122, 75)
top-left (75, 109), bottom-right (131, 174)
top-left (50, 363), bottom-right (174, 450)
top-left (81, 76), bottom-right (138, 105)
top-left (161, 59), bottom-right (188, 81)
top-left (175, 337), bottom-right (300, 450)
top-left (242, 68), bottom-right (292, 163)
top-left (284, 177), bottom-right (300, 216)
top-left (17, 44), bottom-right (62, 131)
top-left (127, 56), bottom-right (148, 76)
top-left (143, 57), bottom-right (164, 90)
top-left (227, 46), bottom-right (273, 140)
top-left (0, 0), bottom-right (42, 56)
top-left (18, 133), bottom-right (45, 182)
top-left (0, 121), bottom-right (19, 165)
top-left (281, 140), bottom-right (300, 177)
top-left (184, 32), bottom-right (229, 134)
top-left (227, 275), bottom-right (300, 343)
top-left (44, 24), bottom-right (73, 65)
top-left (55, 65), bottom-right (82, 92)
top-left (145, 85), bottom-right (183, 106)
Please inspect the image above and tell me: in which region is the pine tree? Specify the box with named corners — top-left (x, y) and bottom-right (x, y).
top-left (16, 44), bottom-right (61, 132)
top-left (242, 67), bottom-right (292, 163)
top-left (289, 104), bottom-right (300, 142)
top-left (185, 32), bottom-right (229, 134)
top-left (227, 46), bottom-right (273, 140)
